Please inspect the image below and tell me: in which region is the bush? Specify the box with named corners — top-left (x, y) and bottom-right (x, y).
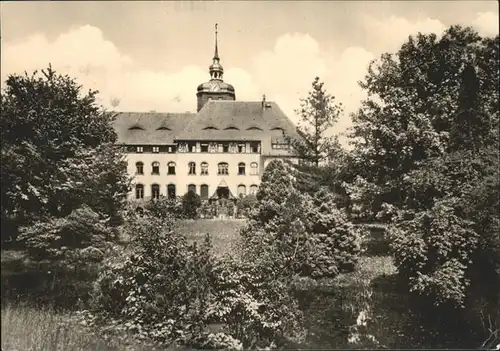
top-left (236, 194), bottom-right (258, 218)
top-left (143, 196), bottom-right (184, 221)
top-left (91, 215), bottom-right (217, 347)
top-left (307, 187), bottom-right (361, 275)
top-left (182, 191), bottom-right (202, 219)
top-left (14, 205), bottom-right (119, 307)
top-left (209, 254), bottom-right (307, 349)
top-left (243, 160), bottom-right (360, 279)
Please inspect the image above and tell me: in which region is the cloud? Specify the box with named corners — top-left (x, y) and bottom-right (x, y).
top-left (0, 25), bottom-right (258, 113)
top-left (1, 10), bottom-right (497, 148)
top-left (361, 15), bottom-right (447, 53)
top-left (472, 12), bottom-right (499, 37)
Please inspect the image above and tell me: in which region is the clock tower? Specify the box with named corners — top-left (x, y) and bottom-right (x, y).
top-left (196, 24), bottom-right (236, 112)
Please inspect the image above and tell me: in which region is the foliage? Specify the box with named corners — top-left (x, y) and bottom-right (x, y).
top-left (307, 187), bottom-right (361, 274)
top-left (17, 205), bottom-right (117, 262)
top-left (389, 147), bottom-right (500, 308)
top-left (142, 196), bottom-right (184, 221)
top-left (243, 160), bottom-right (360, 279)
top-left (348, 26), bottom-right (499, 216)
top-left (197, 201), bottom-right (215, 219)
top-left (91, 215), bottom-right (218, 347)
top-left (209, 254), bottom-right (307, 349)
top-left (236, 194), bottom-right (258, 218)
top-left (1, 66), bottom-right (129, 243)
top-left (181, 191), bottom-right (202, 219)
top-left (288, 76), bottom-right (344, 166)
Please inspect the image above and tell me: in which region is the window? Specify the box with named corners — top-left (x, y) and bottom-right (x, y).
top-left (250, 185), bottom-right (258, 195)
top-left (238, 162), bottom-right (246, 175)
top-left (250, 162), bottom-right (259, 175)
top-left (151, 184), bottom-right (160, 199)
top-left (136, 162), bottom-right (144, 175)
top-left (188, 142), bottom-right (196, 152)
top-left (201, 143), bottom-right (208, 152)
top-left (237, 144), bottom-right (245, 153)
top-left (218, 162), bottom-right (229, 175)
top-left (217, 144), bottom-right (223, 153)
top-left (152, 162), bottom-right (160, 175)
top-left (201, 162), bottom-right (209, 175)
top-left (153, 146), bottom-right (159, 153)
top-left (135, 184), bottom-right (144, 199)
top-left (237, 184), bottom-right (246, 197)
top-left (168, 162), bottom-right (176, 175)
top-left (167, 184), bottom-right (176, 199)
top-left (250, 142), bottom-right (259, 153)
top-left (168, 146), bottom-right (173, 153)
top-left (188, 162), bottom-right (196, 175)
top-left (136, 146), bottom-right (144, 153)
top-left (188, 184), bottom-right (196, 194)
top-left (200, 184), bottom-right (209, 200)
top-left (223, 143), bottom-right (229, 153)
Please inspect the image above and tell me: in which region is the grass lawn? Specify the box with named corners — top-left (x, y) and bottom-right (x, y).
top-left (174, 218), bottom-right (246, 257)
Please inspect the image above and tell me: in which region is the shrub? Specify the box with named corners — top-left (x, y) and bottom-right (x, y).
top-left (182, 191), bottom-right (202, 219)
top-left (14, 205), bottom-right (119, 307)
top-left (143, 196), bottom-right (184, 221)
top-left (244, 160), bottom-right (360, 279)
top-left (236, 194), bottom-right (258, 218)
top-left (209, 254), bottom-right (307, 349)
top-left (307, 187), bottom-right (361, 275)
top-left (91, 215), bottom-right (217, 347)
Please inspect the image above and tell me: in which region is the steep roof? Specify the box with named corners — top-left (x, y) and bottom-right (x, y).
top-left (113, 112), bottom-right (195, 145)
top-left (112, 100), bottom-right (301, 155)
top-left (176, 100), bottom-right (299, 140)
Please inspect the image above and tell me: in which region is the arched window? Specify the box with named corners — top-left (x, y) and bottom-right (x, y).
top-left (201, 162), bottom-right (209, 175)
top-left (167, 184), bottom-right (176, 199)
top-left (167, 162), bottom-right (176, 175)
top-left (237, 184), bottom-right (246, 197)
top-left (135, 184), bottom-right (144, 199)
top-left (250, 185), bottom-right (258, 195)
top-left (136, 162), bottom-right (144, 175)
top-left (218, 162), bottom-right (229, 175)
top-left (152, 162), bottom-right (160, 175)
top-left (238, 162), bottom-right (246, 175)
top-left (200, 184), bottom-right (209, 199)
top-left (151, 184), bottom-right (160, 199)
top-left (250, 162), bottom-right (259, 175)
top-left (188, 184), bottom-right (196, 194)
top-left (188, 162), bottom-right (196, 175)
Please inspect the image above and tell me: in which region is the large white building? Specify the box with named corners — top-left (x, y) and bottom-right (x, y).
top-left (113, 27), bottom-right (300, 201)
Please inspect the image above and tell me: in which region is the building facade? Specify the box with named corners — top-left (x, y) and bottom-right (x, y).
top-left (113, 26), bottom-right (300, 201)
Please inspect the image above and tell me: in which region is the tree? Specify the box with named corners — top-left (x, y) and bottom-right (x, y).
top-left (0, 65), bottom-right (130, 242)
top-left (348, 26), bottom-right (499, 217)
top-left (288, 77), bottom-right (344, 167)
top-left (182, 191), bottom-right (202, 219)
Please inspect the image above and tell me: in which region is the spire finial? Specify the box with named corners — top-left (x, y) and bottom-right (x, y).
top-left (214, 23), bottom-right (219, 60)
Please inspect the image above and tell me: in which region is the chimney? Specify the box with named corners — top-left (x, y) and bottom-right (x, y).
top-left (261, 94), bottom-right (266, 109)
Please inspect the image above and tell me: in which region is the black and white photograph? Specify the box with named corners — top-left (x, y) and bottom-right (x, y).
top-left (1, 1), bottom-right (499, 350)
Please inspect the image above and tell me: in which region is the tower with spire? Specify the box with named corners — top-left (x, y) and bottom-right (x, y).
top-left (196, 23), bottom-right (236, 112)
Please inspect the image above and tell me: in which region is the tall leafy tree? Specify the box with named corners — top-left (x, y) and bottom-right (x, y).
top-left (1, 66), bottom-right (130, 241)
top-left (289, 77), bottom-right (344, 167)
top-left (348, 26), bottom-right (499, 214)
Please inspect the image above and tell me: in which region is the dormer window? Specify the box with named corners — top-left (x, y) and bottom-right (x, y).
top-left (250, 142), bottom-right (259, 153)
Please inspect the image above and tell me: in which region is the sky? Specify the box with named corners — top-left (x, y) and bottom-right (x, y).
top-left (1, 1), bottom-right (498, 143)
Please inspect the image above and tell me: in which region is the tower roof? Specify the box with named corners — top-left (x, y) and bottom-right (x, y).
top-left (197, 23), bottom-right (235, 96)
